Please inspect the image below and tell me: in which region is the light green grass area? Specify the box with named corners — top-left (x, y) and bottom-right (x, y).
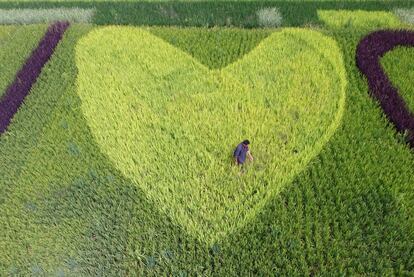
top-left (0, 25), bottom-right (47, 97)
top-left (0, 8), bottom-right (95, 24)
top-left (0, 10), bottom-right (413, 275)
top-left (381, 46), bottom-right (414, 112)
top-left (318, 9), bottom-right (402, 29)
top-left (76, 26), bottom-right (346, 242)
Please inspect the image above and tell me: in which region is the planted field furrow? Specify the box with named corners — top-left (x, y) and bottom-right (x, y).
top-left (356, 30), bottom-right (414, 147)
top-left (0, 21), bottom-right (69, 134)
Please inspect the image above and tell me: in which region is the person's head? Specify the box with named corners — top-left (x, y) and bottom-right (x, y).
top-left (242, 139), bottom-right (250, 146)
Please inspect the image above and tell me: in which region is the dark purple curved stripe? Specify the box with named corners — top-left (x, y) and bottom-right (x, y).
top-left (0, 21), bottom-right (70, 134)
top-left (356, 30), bottom-right (414, 148)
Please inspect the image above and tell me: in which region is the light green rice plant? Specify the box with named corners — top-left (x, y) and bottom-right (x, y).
top-left (75, 26), bottom-right (346, 243)
top-left (0, 8), bottom-right (95, 24)
top-left (318, 10), bottom-right (402, 29)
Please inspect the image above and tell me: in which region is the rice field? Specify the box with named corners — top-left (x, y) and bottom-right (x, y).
top-left (0, 3), bottom-right (413, 276)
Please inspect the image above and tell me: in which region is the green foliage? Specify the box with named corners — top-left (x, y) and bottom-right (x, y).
top-left (0, 25), bottom-right (46, 97)
top-left (382, 46), bottom-right (414, 116)
top-left (318, 9), bottom-right (402, 29)
top-left (75, 26), bottom-right (346, 243)
top-left (0, 8), bottom-right (95, 24)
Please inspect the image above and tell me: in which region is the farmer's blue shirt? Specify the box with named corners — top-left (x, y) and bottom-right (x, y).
top-left (234, 143), bottom-right (249, 164)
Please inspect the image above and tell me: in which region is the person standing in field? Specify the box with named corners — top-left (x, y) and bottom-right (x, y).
top-left (234, 139), bottom-right (254, 166)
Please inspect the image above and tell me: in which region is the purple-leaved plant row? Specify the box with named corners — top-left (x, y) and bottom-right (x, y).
top-left (0, 21), bottom-right (70, 134)
top-left (356, 30), bottom-right (414, 148)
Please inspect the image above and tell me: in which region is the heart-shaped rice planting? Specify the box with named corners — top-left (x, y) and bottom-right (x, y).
top-left (76, 26), bottom-right (346, 243)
